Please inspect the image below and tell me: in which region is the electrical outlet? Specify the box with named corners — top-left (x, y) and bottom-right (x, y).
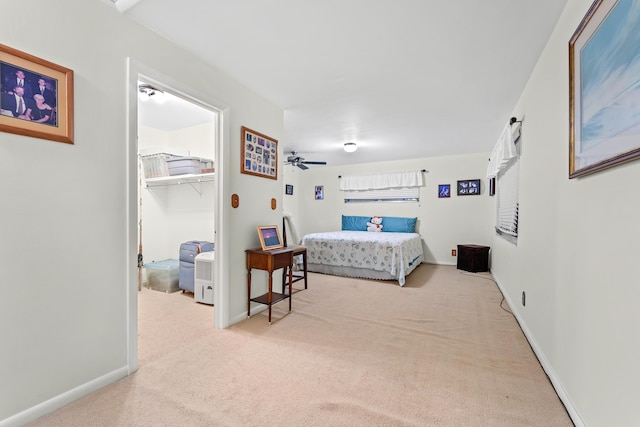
top-left (451, 249), bottom-right (456, 256)
top-left (522, 291), bottom-right (526, 306)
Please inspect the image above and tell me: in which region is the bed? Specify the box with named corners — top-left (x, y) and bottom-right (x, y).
top-left (301, 216), bottom-right (424, 286)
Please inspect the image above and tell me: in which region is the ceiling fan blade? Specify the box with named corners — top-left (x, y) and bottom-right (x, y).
top-left (297, 163), bottom-right (309, 170)
top-left (301, 161), bottom-right (327, 165)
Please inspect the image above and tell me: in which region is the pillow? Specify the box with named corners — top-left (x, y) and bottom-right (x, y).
top-left (341, 215), bottom-right (370, 231)
top-left (382, 216), bottom-right (417, 233)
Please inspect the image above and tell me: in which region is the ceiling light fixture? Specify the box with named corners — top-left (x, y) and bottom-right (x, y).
top-left (138, 84), bottom-right (165, 103)
top-left (343, 142), bottom-right (357, 153)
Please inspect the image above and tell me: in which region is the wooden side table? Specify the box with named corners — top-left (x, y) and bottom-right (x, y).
top-left (457, 244), bottom-right (490, 272)
top-left (246, 247), bottom-right (294, 323)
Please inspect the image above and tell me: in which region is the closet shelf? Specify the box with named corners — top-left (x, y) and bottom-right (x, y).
top-left (144, 173), bottom-right (215, 188)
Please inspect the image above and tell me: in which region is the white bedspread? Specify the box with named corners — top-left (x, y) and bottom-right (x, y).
top-left (301, 231), bottom-right (424, 286)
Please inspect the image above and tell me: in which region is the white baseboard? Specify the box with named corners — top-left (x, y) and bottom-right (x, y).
top-left (0, 366), bottom-right (129, 427)
top-left (491, 273), bottom-right (585, 427)
top-left (424, 261), bottom-right (456, 266)
top-left (230, 304), bottom-right (269, 326)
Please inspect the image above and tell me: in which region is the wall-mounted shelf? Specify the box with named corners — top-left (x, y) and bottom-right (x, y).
top-left (144, 173), bottom-right (215, 194)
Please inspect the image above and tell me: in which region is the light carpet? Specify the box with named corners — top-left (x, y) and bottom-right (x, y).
top-left (27, 264), bottom-right (573, 426)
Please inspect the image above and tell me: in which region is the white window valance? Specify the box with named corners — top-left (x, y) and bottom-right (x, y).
top-left (486, 122), bottom-right (521, 178)
top-left (339, 171), bottom-right (424, 191)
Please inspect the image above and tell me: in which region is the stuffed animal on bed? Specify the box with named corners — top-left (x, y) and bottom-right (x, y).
top-left (366, 216), bottom-right (383, 232)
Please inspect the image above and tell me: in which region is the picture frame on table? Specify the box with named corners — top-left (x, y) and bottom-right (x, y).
top-left (257, 225), bottom-right (283, 251)
top-left (457, 179), bottom-right (480, 196)
top-left (0, 43), bottom-right (73, 144)
top-left (569, 0), bottom-right (640, 178)
top-left (241, 126), bottom-right (278, 180)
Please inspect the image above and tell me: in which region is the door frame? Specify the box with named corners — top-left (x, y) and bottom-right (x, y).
top-left (125, 58), bottom-right (231, 374)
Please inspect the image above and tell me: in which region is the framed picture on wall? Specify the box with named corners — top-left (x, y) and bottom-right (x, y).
top-left (569, 0), bottom-right (640, 178)
top-left (438, 184), bottom-right (450, 198)
top-left (457, 179), bottom-right (480, 196)
top-left (314, 185), bottom-right (324, 200)
top-left (241, 126), bottom-right (278, 180)
top-left (0, 43), bottom-right (74, 144)
top-left (285, 184), bottom-right (293, 195)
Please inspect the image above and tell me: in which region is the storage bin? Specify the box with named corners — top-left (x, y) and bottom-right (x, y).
top-left (144, 259), bottom-right (180, 292)
top-left (166, 157), bottom-right (214, 175)
top-left (140, 153), bottom-right (179, 178)
top-left (200, 159), bottom-right (214, 170)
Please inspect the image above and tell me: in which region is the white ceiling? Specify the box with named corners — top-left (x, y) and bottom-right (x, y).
top-left (137, 86), bottom-right (216, 132)
top-left (121, 0), bottom-right (567, 167)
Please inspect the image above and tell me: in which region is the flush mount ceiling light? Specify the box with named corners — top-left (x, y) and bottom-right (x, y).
top-left (344, 142), bottom-right (357, 153)
top-left (138, 84), bottom-right (165, 103)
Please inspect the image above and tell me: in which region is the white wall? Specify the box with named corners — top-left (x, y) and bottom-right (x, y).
top-left (167, 121), bottom-right (217, 160)
top-left (141, 183), bottom-right (216, 265)
top-left (283, 153), bottom-right (493, 265)
top-left (139, 123), bottom-right (216, 266)
top-left (0, 0), bottom-right (283, 424)
top-left (491, 1), bottom-right (640, 425)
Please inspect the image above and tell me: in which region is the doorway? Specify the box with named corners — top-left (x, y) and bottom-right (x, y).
top-left (126, 61), bottom-right (229, 373)
top-left (136, 79), bottom-right (217, 296)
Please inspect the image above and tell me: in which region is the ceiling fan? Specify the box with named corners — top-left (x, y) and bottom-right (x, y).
top-left (285, 151), bottom-right (327, 170)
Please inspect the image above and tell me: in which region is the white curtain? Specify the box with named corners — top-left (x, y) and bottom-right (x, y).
top-left (340, 171), bottom-right (424, 191)
top-left (486, 123), bottom-right (520, 178)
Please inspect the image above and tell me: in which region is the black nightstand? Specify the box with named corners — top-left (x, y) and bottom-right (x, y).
top-left (457, 244), bottom-right (490, 272)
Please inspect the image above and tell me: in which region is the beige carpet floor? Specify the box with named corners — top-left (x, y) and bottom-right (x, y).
top-left (27, 264), bottom-right (573, 426)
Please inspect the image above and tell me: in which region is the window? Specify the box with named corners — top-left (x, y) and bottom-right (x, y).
top-left (340, 171), bottom-right (424, 203)
top-left (487, 122), bottom-right (521, 242)
top-left (343, 186), bottom-right (420, 203)
top-left (495, 155), bottom-right (519, 240)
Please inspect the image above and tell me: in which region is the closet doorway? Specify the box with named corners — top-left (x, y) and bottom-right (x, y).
top-left (127, 62), bottom-right (230, 372)
top-left (136, 77), bottom-right (221, 328)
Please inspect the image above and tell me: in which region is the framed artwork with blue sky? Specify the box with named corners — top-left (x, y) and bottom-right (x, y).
top-left (569, 0), bottom-right (640, 178)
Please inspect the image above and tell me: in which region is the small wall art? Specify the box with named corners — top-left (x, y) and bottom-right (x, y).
top-left (314, 185), bottom-right (324, 200)
top-left (438, 184), bottom-right (450, 198)
top-left (285, 184), bottom-right (293, 195)
top-left (241, 126), bottom-right (278, 180)
top-left (457, 179), bottom-right (481, 196)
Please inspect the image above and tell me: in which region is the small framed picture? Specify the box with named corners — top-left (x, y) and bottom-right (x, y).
top-left (489, 177), bottom-right (496, 196)
top-left (285, 184), bottom-right (293, 195)
top-left (314, 185), bottom-right (324, 200)
top-left (457, 179), bottom-right (481, 196)
top-left (257, 225), bottom-right (283, 251)
top-left (438, 184), bottom-right (450, 198)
